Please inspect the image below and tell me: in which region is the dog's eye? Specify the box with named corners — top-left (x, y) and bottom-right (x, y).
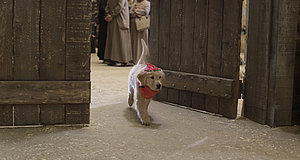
top-left (159, 76), bottom-right (161, 79)
top-left (150, 76), bottom-right (154, 79)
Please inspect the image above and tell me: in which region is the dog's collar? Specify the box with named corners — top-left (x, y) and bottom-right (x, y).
top-left (138, 82), bottom-right (159, 99)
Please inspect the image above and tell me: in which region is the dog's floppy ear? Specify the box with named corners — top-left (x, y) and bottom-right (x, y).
top-left (160, 70), bottom-right (166, 82)
top-left (137, 70), bottom-right (147, 86)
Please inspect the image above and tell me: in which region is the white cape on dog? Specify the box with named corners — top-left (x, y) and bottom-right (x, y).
top-left (127, 39), bottom-right (165, 125)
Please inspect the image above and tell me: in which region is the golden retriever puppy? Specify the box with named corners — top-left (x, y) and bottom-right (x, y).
top-left (128, 40), bottom-right (165, 125)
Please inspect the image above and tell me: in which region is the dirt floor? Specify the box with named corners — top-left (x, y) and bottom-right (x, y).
top-left (0, 53), bottom-right (299, 160)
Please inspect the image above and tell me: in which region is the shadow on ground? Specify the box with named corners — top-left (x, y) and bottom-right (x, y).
top-left (123, 107), bottom-right (161, 129)
top-left (0, 125), bottom-right (84, 144)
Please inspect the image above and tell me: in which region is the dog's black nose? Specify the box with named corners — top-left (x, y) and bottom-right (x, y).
top-left (156, 84), bottom-right (162, 89)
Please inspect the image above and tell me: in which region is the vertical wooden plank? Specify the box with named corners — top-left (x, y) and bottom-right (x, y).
top-left (179, 0), bottom-right (194, 106)
top-left (13, 0), bottom-right (40, 125)
top-left (191, 93), bottom-right (206, 110)
top-left (153, 88), bottom-right (168, 101)
top-left (267, 0), bottom-right (297, 127)
top-left (267, 0), bottom-right (280, 126)
top-left (40, 0), bottom-right (66, 80)
top-left (191, 0), bottom-right (209, 110)
top-left (167, 88), bottom-right (179, 104)
top-left (0, 106), bottom-right (13, 126)
top-left (181, 0), bottom-right (194, 73)
top-left (205, 0), bottom-right (223, 113)
top-left (40, 0), bottom-right (66, 124)
top-left (244, 0), bottom-right (272, 124)
top-left (66, 0), bottom-right (90, 81)
top-left (40, 105), bottom-right (65, 125)
top-left (293, 6), bottom-right (300, 124)
top-left (150, 0), bottom-right (167, 102)
top-left (14, 105), bottom-right (40, 125)
top-left (66, 0), bottom-right (90, 124)
top-left (167, 0), bottom-right (182, 104)
top-left (0, 0), bottom-right (14, 126)
top-left (206, 0), bottom-right (223, 76)
top-left (13, 0), bottom-right (39, 80)
top-left (179, 91), bottom-right (192, 107)
top-left (0, 0), bottom-right (13, 81)
top-left (193, 0), bottom-right (208, 74)
top-left (293, 49), bottom-right (300, 123)
top-left (66, 104), bottom-right (89, 124)
top-left (156, 0), bottom-right (171, 101)
top-left (149, 0), bottom-right (159, 65)
top-left (219, 0), bottom-right (242, 118)
top-left (158, 0), bottom-right (170, 69)
top-left (169, 0), bottom-right (182, 71)
top-left (267, 0), bottom-right (280, 127)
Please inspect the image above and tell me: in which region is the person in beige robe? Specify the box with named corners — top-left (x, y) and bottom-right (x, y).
top-left (104, 0), bottom-right (132, 66)
top-left (129, 0), bottom-right (150, 64)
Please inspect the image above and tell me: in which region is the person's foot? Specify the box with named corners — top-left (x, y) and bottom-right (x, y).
top-left (107, 61), bottom-right (117, 66)
top-left (103, 60), bottom-right (110, 64)
top-left (120, 62), bottom-right (133, 67)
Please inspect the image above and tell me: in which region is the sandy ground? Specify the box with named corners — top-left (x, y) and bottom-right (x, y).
top-left (0, 53), bottom-right (299, 160)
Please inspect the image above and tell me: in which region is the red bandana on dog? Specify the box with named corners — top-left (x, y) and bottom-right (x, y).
top-left (138, 82), bottom-right (159, 99)
top-left (138, 63), bottom-right (161, 99)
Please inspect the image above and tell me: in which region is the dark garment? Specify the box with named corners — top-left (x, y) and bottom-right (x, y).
top-left (91, 23), bottom-right (97, 53)
top-left (98, 0), bottom-right (108, 60)
top-left (91, 2), bottom-right (98, 53)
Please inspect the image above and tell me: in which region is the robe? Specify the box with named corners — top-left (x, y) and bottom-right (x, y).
top-left (129, 0), bottom-right (150, 64)
top-left (98, 0), bottom-right (108, 60)
top-left (104, 0), bottom-right (133, 63)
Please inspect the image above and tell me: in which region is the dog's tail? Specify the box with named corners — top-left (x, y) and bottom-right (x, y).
top-left (136, 39), bottom-right (148, 65)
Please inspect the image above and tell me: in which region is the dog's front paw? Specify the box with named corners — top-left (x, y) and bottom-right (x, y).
top-left (142, 116), bottom-right (151, 126)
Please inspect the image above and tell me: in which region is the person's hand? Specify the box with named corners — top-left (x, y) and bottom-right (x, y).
top-left (133, 9), bottom-right (141, 18)
top-left (131, 4), bottom-right (136, 11)
top-left (105, 14), bottom-right (112, 22)
top-left (94, 15), bottom-right (99, 24)
top-left (136, 13), bottom-right (142, 18)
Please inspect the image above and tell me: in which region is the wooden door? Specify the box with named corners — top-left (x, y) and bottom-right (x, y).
top-left (245, 0), bottom-right (298, 127)
top-left (150, 0), bottom-right (242, 118)
top-left (0, 0), bottom-right (91, 126)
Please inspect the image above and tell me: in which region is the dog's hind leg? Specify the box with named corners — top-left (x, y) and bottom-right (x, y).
top-left (128, 85), bottom-right (134, 107)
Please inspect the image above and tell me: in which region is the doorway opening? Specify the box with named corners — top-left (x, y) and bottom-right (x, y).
top-left (237, 0), bottom-right (248, 118)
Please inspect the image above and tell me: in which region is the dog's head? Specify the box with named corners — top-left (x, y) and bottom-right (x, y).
top-left (138, 69), bottom-right (165, 91)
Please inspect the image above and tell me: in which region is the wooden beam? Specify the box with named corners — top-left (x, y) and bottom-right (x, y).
top-left (0, 81), bottom-right (90, 104)
top-left (163, 70), bottom-right (234, 98)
